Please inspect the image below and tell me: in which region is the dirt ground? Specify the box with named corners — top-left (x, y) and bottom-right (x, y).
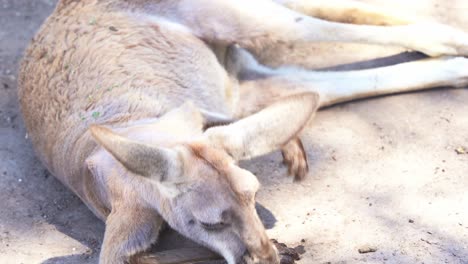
top-left (0, 0), bottom-right (467, 264)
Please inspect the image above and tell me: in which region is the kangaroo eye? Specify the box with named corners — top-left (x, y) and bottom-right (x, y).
top-left (200, 221), bottom-right (227, 231)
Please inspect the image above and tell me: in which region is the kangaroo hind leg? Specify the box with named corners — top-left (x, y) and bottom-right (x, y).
top-left (274, 0), bottom-right (417, 25)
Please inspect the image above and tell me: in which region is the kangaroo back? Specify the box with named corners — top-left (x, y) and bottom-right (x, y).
top-left (18, 1), bottom-right (231, 191)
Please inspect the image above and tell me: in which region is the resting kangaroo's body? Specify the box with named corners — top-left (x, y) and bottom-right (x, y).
top-left (18, 0), bottom-right (468, 263)
top-left (20, 1), bottom-right (232, 220)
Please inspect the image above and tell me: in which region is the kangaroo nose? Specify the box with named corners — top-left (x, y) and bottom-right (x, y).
top-left (261, 240), bottom-right (280, 264)
top-left (241, 240), bottom-right (279, 264)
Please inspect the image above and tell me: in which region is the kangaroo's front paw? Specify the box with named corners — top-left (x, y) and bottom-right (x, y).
top-left (281, 138), bottom-right (309, 181)
top-left (403, 22), bottom-right (468, 56)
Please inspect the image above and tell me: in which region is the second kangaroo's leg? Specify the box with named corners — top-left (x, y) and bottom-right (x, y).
top-left (294, 57), bottom-right (468, 108)
top-left (231, 47), bottom-right (468, 109)
top-left (274, 0), bottom-right (417, 25)
top-left (161, 0), bottom-right (468, 56)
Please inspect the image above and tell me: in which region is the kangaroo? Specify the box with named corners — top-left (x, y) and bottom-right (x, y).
top-left (18, 0), bottom-right (468, 263)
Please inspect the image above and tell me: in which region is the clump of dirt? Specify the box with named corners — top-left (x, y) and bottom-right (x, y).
top-left (272, 239), bottom-right (305, 264)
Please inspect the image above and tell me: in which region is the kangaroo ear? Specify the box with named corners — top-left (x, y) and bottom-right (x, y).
top-left (89, 126), bottom-right (179, 180)
top-left (203, 92), bottom-right (319, 161)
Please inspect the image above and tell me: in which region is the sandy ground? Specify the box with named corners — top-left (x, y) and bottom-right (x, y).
top-left (0, 0), bottom-right (467, 264)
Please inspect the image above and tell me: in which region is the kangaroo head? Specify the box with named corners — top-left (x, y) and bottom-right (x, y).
top-left (89, 93), bottom-right (319, 264)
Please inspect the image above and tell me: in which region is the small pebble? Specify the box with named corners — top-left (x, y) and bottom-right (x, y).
top-left (358, 245), bottom-right (378, 254)
top-left (455, 147), bottom-right (466, 154)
